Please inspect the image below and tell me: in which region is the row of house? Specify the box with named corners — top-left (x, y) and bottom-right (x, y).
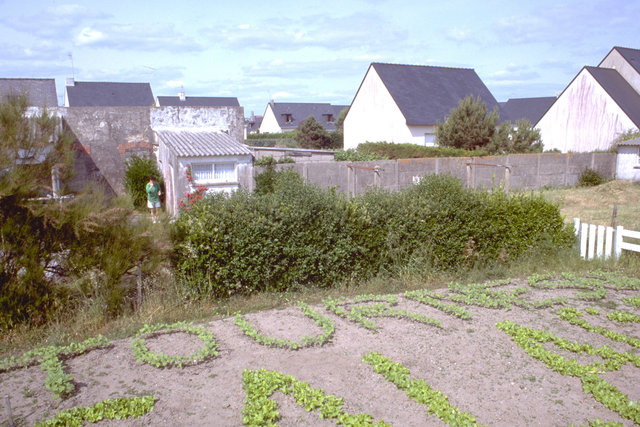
top-left (2, 45), bottom-right (639, 214)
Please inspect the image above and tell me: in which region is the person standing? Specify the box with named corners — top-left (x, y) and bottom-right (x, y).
top-left (146, 176), bottom-right (162, 223)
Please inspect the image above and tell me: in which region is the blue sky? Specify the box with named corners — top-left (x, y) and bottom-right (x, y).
top-left (1, 0), bottom-right (639, 116)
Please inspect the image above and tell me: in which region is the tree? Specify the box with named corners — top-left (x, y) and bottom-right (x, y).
top-left (486, 119), bottom-right (543, 155)
top-left (435, 95), bottom-right (499, 150)
top-left (123, 154), bottom-right (164, 208)
top-left (328, 107), bottom-right (349, 149)
top-left (295, 116), bottom-right (332, 149)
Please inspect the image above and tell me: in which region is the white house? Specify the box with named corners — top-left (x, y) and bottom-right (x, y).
top-left (616, 136), bottom-right (640, 181)
top-left (259, 101), bottom-right (348, 133)
top-left (536, 46), bottom-right (640, 152)
top-left (343, 62), bottom-right (500, 150)
top-left (156, 129), bottom-right (253, 215)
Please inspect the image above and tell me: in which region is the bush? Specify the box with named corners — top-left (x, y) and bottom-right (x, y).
top-left (350, 142), bottom-right (487, 160)
top-left (296, 116), bottom-right (332, 149)
top-left (172, 170), bottom-right (383, 299)
top-left (578, 168), bottom-right (605, 187)
top-left (172, 173), bottom-right (574, 299)
top-left (123, 155), bottom-right (164, 208)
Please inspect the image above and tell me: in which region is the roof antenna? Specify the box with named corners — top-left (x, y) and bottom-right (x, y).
top-left (68, 53), bottom-right (75, 79)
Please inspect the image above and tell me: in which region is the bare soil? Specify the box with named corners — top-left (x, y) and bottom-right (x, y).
top-left (2, 278), bottom-right (640, 426)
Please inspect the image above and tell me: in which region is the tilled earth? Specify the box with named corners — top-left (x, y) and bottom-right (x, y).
top-left (2, 275), bottom-right (639, 426)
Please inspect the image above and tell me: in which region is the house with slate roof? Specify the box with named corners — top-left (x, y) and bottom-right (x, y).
top-left (536, 46), bottom-right (640, 152)
top-left (259, 101), bottom-right (348, 133)
top-left (64, 79), bottom-right (154, 107)
top-left (499, 97), bottom-right (555, 125)
top-left (343, 62), bottom-right (499, 150)
top-left (156, 128), bottom-right (253, 214)
top-left (0, 78), bottom-right (58, 107)
top-left (156, 91), bottom-right (240, 107)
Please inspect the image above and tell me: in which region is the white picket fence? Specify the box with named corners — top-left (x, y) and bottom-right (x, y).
top-left (574, 218), bottom-right (640, 260)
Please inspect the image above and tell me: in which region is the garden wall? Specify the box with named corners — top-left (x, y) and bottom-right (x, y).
top-left (249, 152), bottom-right (617, 195)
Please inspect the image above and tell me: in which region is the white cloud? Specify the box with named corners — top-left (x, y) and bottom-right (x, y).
top-left (75, 27), bottom-right (106, 45)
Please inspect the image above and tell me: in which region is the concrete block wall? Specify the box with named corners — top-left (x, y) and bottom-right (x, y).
top-left (247, 152), bottom-right (617, 196)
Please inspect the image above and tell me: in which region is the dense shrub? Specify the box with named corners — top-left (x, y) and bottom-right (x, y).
top-left (123, 155), bottom-right (164, 208)
top-left (172, 172), bottom-right (574, 299)
top-left (349, 142), bottom-right (487, 160)
top-left (578, 168), bottom-right (605, 187)
top-left (172, 170), bottom-right (383, 298)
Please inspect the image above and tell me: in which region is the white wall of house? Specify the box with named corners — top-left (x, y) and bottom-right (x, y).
top-left (599, 50), bottom-right (640, 94)
top-left (258, 104), bottom-right (282, 133)
top-left (537, 69), bottom-right (637, 152)
top-left (344, 67), bottom-right (433, 150)
top-left (617, 145), bottom-right (640, 181)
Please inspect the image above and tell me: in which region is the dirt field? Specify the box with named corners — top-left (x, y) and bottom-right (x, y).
top-left (2, 273), bottom-right (640, 426)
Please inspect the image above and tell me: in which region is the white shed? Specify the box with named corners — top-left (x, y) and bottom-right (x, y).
top-left (156, 128), bottom-right (253, 215)
top-left (616, 137), bottom-right (640, 182)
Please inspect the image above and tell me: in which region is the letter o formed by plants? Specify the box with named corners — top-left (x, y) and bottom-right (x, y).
top-left (131, 321), bottom-right (218, 368)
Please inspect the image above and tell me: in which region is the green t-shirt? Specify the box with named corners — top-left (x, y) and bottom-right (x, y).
top-left (146, 182), bottom-right (161, 203)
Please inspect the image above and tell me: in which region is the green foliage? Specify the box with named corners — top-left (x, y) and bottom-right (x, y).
top-left (246, 131), bottom-right (297, 140)
top-left (36, 396), bottom-right (156, 426)
top-left (173, 173), bottom-right (575, 299)
top-left (359, 174), bottom-right (575, 271)
top-left (323, 294), bottom-right (442, 331)
top-left (131, 321), bottom-right (218, 368)
top-left (486, 119), bottom-right (543, 155)
top-left (614, 129), bottom-right (640, 144)
top-left (346, 141), bottom-right (485, 160)
top-left (363, 352), bottom-right (482, 426)
top-left (578, 168), bottom-right (605, 187)
top-left (295, 115), bottom-right (332, 149)
top-left (333, 148), bottom-right (388, 162)
top-left (242, 368), bottom-right (390, 426)
top-left (0, 96), bottom-right (169, 328)
top-left (123, 154), bottom-right (164, 208)
top-left (234, 302), bottom-right (335, 349)
top-left (0, 335), bottom-right (110, 399)
top-left (498, 318), bottom-right (640, 424)
top-left (172, 170), bottom-right (383, 299)
top-left (436, 95), bottom-right (499, 150)
top-left (253, 155), bottom-right (295, 166)
top-left (404, 289), bottom-right (473, 319)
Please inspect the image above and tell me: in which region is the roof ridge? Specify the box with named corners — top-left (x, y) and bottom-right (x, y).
top-left (613, 46), bottom-right (640, 53)
top-left (372, 62), bottom-right (474, 71)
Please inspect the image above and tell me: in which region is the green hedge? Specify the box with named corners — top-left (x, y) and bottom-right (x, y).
top-left (351, 142), bottom-right (487, 160)
top-left (172, 173), bottom-right (574, 299)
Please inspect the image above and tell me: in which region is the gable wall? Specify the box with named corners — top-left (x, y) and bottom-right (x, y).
top-left (600, 50), bottom-right (640, 94)
top-left (344, 68), bottom-right (424, 149)
top-left (537, 69), bottom-right (637, 152)
top-left (258, 104), bottom-right (283, 133)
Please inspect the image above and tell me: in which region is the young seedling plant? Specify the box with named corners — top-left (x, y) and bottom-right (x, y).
top-left (35, 395), bottom-right (156, 426)
top-left (323, 294), bottom-right (442, 332)
top-left (0, 335), bottom-right (110, 399)
top-left (234, 302), bottom-right (335, 350)
top-left (131, 321), bottom-right (218, 368)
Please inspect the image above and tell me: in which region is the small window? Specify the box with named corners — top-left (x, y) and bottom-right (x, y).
top-left (282, 113), bottom-right (293, 123)
top-left (424, 132), bottom-right (436, 147)
top-left (323, 114), bottom-right (334, 122)
top-left (191, 162), bottom-right (236, 183)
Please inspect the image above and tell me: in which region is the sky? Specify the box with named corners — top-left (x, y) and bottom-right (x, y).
top-left (1, 0), bottom-right (639, 117)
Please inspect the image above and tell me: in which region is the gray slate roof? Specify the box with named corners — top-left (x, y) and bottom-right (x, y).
top-left (499, 97), bottom-right (556, 124)
top-left (585, 66), bottom-right (640, 128)
top-left (66, 81), bottom-right (154, 107)
top-left (156, 129), bottom-right (252, 157)
top-left (267, 102), bottom-right (348, 131)
top-left (370, 63), bottom-right (499, 125)
top-left (157, 96), bottom-right (240, 107)
top-left (618, 136), bottom-right (640, 146)
top-left (611, 46), bottom-right (640, 76)
top-left (0, 78), bottom-right (58, 107)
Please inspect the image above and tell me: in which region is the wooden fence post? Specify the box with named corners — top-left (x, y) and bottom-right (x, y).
top-left (588, 224), bottom-right (596, 260)
top-left (580, 223), bottom-right (588, 259)
top-left (605, 226), bottom-right (614, 260)
top-left (615, 225), bottom-right (624, 259)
